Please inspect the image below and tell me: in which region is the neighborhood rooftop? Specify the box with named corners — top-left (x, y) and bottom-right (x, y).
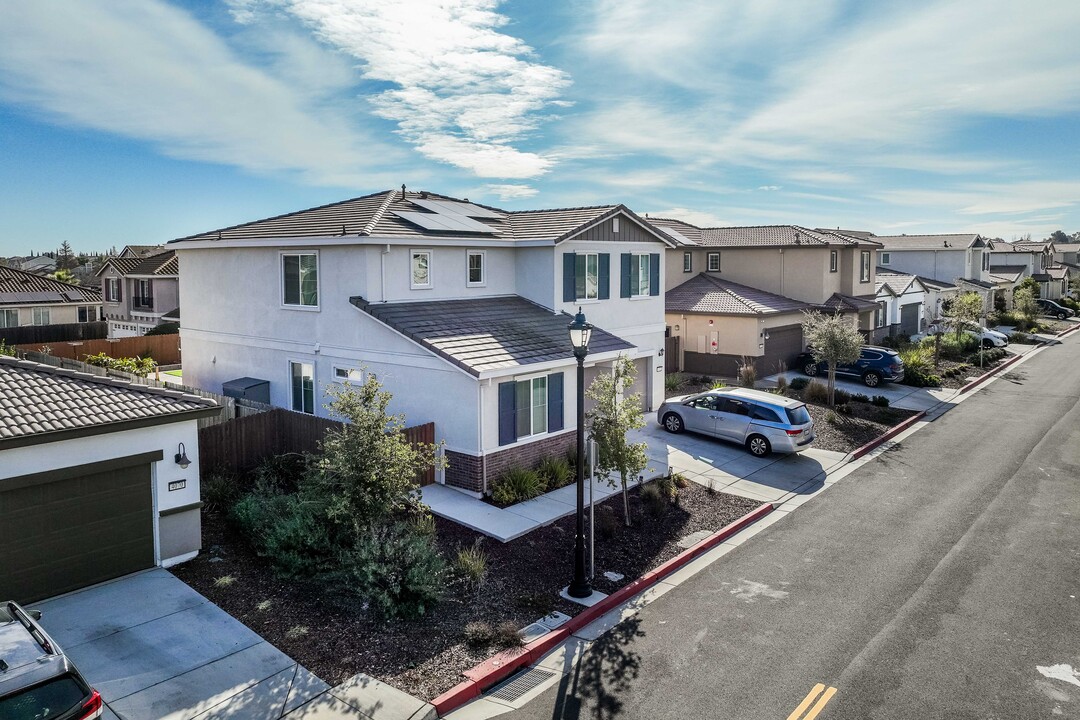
top-left (665, 274), bottom-right (810, 316)
top-left (0, 265), bottom-right (101, 306)
top-left (349, 295), bottom-right (633, 376)
top-left (0, 356), bottom-right (217, 444)
top-left (644, 220), bottom-right (876, 248)
top-left (873, 233), bottom-right (986, 250)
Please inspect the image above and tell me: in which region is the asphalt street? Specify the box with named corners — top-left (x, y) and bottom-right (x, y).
top-left (505, 334), bottom-right (1080, 720)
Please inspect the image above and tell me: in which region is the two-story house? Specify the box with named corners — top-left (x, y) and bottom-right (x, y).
top-left (168, 190), bottom-right (674, 496)
top-left (649, 220), bottom-right (881, 375)
top-left (97, 250), bottom-right (180, 338)
top-left (0, 265), bottom-right (102, 329)
top-left (1008, 241), bottom-right (1070, 300)
top-left (871, 270), bottom-right (928, 341)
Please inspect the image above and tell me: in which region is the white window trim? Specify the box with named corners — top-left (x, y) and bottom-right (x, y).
top-left (877, 301), bottom-right (887, 328)
top-left (829, 250), bottom-right (838, 273)
top-left (0, 308), bottom-right (19, 328)
top-left (288, 359), bottom-right (316, 414)
top-left (466, 249), bottom-right (486, 288)
top-left (860, 251), bottom-right (871, 283)
top-left (683, 251), bottom-right (692, 273)
top-left (33, 307), bottom-right (51, 325)
top-left (105, 277), bottom-right (122, 303)
top-left (411, 249), bottom-right (433, 290)
top-left (881, 252), bottom-right (891, 266)
top-left (515, 376), bottom-right (548, 439)
top-left (631, 253), bottom-right (651, 298)
top-left (332, 365), bottom-right (364, 385)
top-left (575, 252), bottom-right (600, 301)
top-left (612, 217), bottom-right (620, 233)
top-left (280, 250), bottom-right (321, 311)
top-left (707, 252), bottom-right (721, 272)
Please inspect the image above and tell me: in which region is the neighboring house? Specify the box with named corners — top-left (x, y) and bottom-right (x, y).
top-left (0, 355), bottom-right (219, 603)
top-left (989, 240), bottom-right (1070, 301)
top-left (871, 270), bottom-right (927, 342)
top-left (1053, 242), bottom-right (1080, 270)
top-left (168, 190), bottom-right (675, 495)
top-left (13, 255), bottom-right (57, 274)
top-left (873, 234), bottom-right (997, 310)
top-left (0, 265), bottom-right (102, 328)
top-left (651, 220), bottom-right (881, 372)
top-left (97, 250), bottom-right (180, 338)
top-left (119, 244), bottom-right (167, 259)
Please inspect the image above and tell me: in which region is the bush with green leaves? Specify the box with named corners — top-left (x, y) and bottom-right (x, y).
top-left (537, 455), bottom-right (573, 490)
top-left (737, 358), bottom-right (757, 388)
top-left (871, 395), bottom-right (890, 407)
top-left (202, 470), bottom-right (243, 513)
top-left (144, 322), bottom-right (179, 336)
top-left (789, 377), bottom-right (810, 391)
top-left (491, 467), bottom-right (546, 505)
top-left (84, 352), bottom-right (157, 375)
top-left (654, 474), bottom-right (678, 502)
top-left (804, 381), bottom-right (829, 404)
top-left (833, 388), bottom-right (851, 405)
top-left (640, 483), bottom-right (667, 517)
top-left (710, 379), bottom-right (727, 390)
top-left (596, 505), bottom-right (619, 539)
top-left (664, 373), bottom-right (686, 392)
top-left (341, 522), bottom-right (446, 619)
top-left (0, 339), bottom-right (14, 357)
top-left (773, 375), bottom-right (789, 395)
top-left (848, 392), bottom-right (870, 403)
top-left (453, 539), bottom-right (487, 589)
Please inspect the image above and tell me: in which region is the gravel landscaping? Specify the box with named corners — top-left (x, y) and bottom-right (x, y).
top-left (173, 481), bottom-right (762, 701)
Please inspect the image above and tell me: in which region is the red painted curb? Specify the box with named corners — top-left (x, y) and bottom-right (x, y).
top-left (433, 502), bottom-right (775, 716)
top-left (957, 350), bottom-right (1026, 395)
top-left (850, 410), bottom-right (927, 460)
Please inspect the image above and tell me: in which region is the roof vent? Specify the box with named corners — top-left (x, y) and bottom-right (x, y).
top-left (944, 240), bottom-right (949, 247)
top-left (401, 183), bottom-right (406, 197)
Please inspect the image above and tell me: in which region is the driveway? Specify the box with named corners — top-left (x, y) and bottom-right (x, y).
top-left (631, 422), bottom-right (848, 503)
top-left (31, 568), bottom-right (329, 719)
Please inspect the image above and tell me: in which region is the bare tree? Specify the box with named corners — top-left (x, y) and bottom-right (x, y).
top-left (801, 311), bottom-right (864, 406)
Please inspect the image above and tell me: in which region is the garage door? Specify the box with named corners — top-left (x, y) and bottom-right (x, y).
top-left (899, 303), bottom-right (921, 336)
top-left (760, 324), bottom-right (805, 375)
top-left (0, 457), bottom-right (155, 603)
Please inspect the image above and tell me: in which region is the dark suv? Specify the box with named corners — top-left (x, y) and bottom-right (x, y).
top-left (794, 346), bottom-right (905, 387)
top-left (1036, 298), bottom-right (1075, 319)
top-left (0, 601), bottom-right (102, 720)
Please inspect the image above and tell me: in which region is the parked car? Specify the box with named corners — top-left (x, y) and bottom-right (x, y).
top-left (915, 322), bottom-right (1009, 348)
top-left (793, 346), bottom-right (904, 387)
top-left (0, 601), bottom-right (102, 719)
top-left (657, 387), bottom-right (815, 457)
top-left (1036, 298), bottom-right (1075, 319)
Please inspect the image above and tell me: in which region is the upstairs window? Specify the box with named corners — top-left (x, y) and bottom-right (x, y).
top-left (467, 250), bottom-right (485, 287)
top-left (829, 250), bottom-right (838, 273)
top-left (707, 252), bottom-right (721, 272)
top-left (632, 254), bottom-right (651, 297)
top-left (282, 253), bottom-right (319, 307)
top-left (683, 252), bottom-right (692, 273)
top-left (105, 277), bottom-right (122, 303)
top-left (880, 252), bottom-right (891, 266)
top-left (575, 253), bottom-right (600, 300)
top-left (860, 251), bottom-right (871, 282)
top-left (411, 250), bottom-right (432, 289)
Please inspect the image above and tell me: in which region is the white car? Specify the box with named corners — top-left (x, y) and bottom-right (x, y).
top-left (915, 322), bottom-right (1009, 348)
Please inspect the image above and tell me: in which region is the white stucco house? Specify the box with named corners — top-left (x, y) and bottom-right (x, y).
top-left (0, 355), bottom-right (219, 603)
top-left (168, 190), bottom-right (674, 495)
top-left (989, 240), bottom-right (1071, 301)
top-left (871, 270), bottom-right (927, 342)
top-left (874, 234), bottom-right (1002, 312)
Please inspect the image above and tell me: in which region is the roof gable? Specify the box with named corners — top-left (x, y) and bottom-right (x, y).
top-left (665, 274), bottom-right (810, 315)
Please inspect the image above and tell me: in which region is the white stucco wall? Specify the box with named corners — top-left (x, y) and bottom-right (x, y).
top-left (882, 250), bottom-right (967, 284)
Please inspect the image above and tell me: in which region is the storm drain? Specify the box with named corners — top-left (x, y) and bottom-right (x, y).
top-left (486, 667), bottom-right (557, 704)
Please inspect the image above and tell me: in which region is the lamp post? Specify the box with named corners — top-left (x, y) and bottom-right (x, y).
top-left (567, 308), bottom-right (594, 599)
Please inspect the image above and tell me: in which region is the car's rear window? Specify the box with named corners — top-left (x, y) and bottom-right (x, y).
top-left (750, 405), bottom-right (782, 423)
top-left (785, 405), bottom-right (812, 425)
top-left (0, 675), bottom-right (86, 720)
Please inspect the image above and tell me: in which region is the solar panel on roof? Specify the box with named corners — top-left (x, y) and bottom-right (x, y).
top-left (1, 291), bottom-right (66, 303)
top-left (658, 226), bottom-right (695, 246)
top-left (393, 210), bottom-right (497, 234)
top-left (410, 199), bottom-right (503, 219)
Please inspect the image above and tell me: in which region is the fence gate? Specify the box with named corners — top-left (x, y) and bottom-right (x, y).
top-left (664, 336), bottom-right (681, 372)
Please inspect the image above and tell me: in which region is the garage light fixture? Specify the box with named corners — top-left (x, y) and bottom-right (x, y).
top-left (175, 443), bottom-right (191, 469)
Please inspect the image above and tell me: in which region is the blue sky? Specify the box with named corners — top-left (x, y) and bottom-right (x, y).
top-left (1, 0), bottom-right (1079, 256)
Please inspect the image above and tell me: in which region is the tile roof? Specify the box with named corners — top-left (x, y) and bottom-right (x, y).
top-left (1012, 241), bottom-right (1053, 252)
top-left (873, 234), bottom-right (985, 250)
top-left (1047, 266), bottom-right (1071, 279)
top-left (0, 266), bottom-right (102, 306)
top-left (699, 225), bottom-right (835, 248)
top-left (643, 218), bottom-right (705, 247)
top-left (988, 269), bottom-right (1024, 284)
top-left (1054, 243), bottom-right (1080, 253)
top-left (915, 275), bottom-right (958, 291)
top-left (819, 293), bottom-right (880, 313)
top-left (350, 296), bottom-right (634, 376)
top-left (817, 228), bottom-right (877, 240)
top-left (101, 251), bottom-right (178, 277)
top-left (665, 274), bottom-right (810, 315)
top-left (0, 356), bottom-right (217, 443)
top-left (989, 242), bottom-right (1039, 254)
top-left (120, 244), bottom-right (167, 258)
top-left (170, 190), bottom-right (671, 247)
top-left (874, 269), bottom-right (921, 296)
top-left (957, 278), bottom-right (995, 289)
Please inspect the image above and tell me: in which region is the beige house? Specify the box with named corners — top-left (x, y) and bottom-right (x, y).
top-left (650, 220), bottom-right (881, 375)
top-left (0, 265), bottom-right (102, 329)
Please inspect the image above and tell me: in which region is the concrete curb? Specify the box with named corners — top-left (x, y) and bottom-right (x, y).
top-left (849, 410), bottom-right (927, 461)
top-left (431, 502), bottom-right (775, 716)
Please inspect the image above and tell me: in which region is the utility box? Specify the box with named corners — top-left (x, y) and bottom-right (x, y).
top-left (221, 377), bottom-right (270, 404)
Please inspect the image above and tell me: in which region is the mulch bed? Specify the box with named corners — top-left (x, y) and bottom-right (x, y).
top-left (172, 483), bottom-right (761, 701)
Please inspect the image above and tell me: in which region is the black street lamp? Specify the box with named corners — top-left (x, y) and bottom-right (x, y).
top-left (567, 307), bottom-right (594, 599)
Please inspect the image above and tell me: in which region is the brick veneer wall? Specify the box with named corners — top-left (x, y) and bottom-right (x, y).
top-left (444, 430), bottom-right (577, 494)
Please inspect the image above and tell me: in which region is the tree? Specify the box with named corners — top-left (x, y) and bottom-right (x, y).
top-left (943, 291), bottom-right (984, 340)
top-left (47, 269), bottom-right (79, 285)
top-left (56, 241), bottom-right (76, 271)
top-left (1016, 275), bottom-right (1040, 299)
top-left (1014, 286), bottom-right (1039, 328)
top-left (586, 355), bottom-right (648, 526)
top-left (1049, 230), bottom-right (1069, 244)
top-left (801, 311), bottom-right (864, 406)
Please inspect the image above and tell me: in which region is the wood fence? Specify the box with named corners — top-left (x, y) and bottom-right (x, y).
top-left (1, 321), bottom-right (107, 345)
top-left (198, 408), bottom-right (437, 485)
top-left (664, 336), bottom-right (681, 372)
top-left (13, 333), bottom-right (181, 364)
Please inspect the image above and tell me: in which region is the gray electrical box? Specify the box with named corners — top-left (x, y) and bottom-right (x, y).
top-left (221, 377), bottom-right (270, 404)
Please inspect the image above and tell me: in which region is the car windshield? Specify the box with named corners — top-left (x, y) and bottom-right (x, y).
top-left (785, 405), bottom-right (812, 425)
top-left (0, 676), bottom-right (85, 720)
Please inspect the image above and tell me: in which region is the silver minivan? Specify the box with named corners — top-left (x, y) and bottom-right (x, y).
top-left (656, 387), bottom-right (815, 457)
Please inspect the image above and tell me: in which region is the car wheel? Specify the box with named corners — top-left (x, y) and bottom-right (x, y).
top-left (662, 412), bottom-right (684, 434)
top-left (1059, 312), bottom-right (1068, 320)
top-left (746, 434), bottom-right (771, 457)
top-left (802, 361), bottom-right (819, 376)
top-left (863, 370), bottom-right (882, 387)
top-left (982, 338), bottom-right (994, 349)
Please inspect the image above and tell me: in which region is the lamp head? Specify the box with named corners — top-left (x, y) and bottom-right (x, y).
top-left (174, 442), bottom-right (191, 470)
top-left (567, 307), bottom-right (593, 358)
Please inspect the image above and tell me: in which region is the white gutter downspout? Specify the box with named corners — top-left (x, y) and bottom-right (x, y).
top-left (479, 379), bottom-right (488, 495)
top-left (380, 244), bottom-right (390, 302)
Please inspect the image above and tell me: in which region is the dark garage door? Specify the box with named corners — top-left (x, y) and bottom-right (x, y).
top-left (900, 303), bottom-right (921, 336)
top-left (0, 457), bottom-right (155, 603)
top-left (760, 324), bottom-right (805, 375)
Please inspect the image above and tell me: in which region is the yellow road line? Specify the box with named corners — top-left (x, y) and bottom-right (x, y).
top-left (801, 685), bottom-right (838, 720)
top-left (786, 684), bottom-right (825, 720)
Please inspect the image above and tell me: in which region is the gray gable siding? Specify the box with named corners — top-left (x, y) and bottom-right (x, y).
top-left (569, 217), bottom-right (660, 244)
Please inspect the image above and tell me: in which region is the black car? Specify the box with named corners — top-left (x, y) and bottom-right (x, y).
top-left (0, 601), bottom-right (102, 720)
top-left (794, 346), bottom-right (905, 387)
top-left (1035, 298), bottom-right (1075, 319)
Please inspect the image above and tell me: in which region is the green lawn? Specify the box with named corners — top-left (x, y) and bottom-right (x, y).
top-left (163, 369), bottom-right (183, 377)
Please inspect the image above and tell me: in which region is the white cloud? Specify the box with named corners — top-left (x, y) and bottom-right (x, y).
top-left (875, 181), bottom-right (1080, 216)
top-left (785, 170), bottom-right (856, 185)
top-left (483, 184), bottom-right (538, 200)
top-left (0, 1), bottom-right (396, 185)
top-left (757, 185), bottom-right (781, 191)
top-left (252, 0), bottom-right (570, 178)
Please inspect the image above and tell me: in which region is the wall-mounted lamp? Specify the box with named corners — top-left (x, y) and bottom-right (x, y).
top-left (658, 348), bottom-right (665, 357)
top-left (175, 442), bottom-right (191, 469)
top-left (763, 331), bottom-right (770, 341)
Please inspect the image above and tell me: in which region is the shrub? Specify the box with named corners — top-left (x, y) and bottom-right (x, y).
top-left (284, 625), bottom-right (309, 640)
top-left (710, 379), bottom-right (726, 390)
top-left (671, 472), bottom-right (691, 489)
top-left (693, 375), bottom-right (712, 385)
top-left (202, 470), bottom-right (243, 513)
top-left (0, 339), bottom-right (14, 357)
top-left (871, 395), bottom-right (890, 407)
top-left (825, 410), bottom-right (837, 424)
top-left (833, 387), bottom-right (851, 405)
top-left (664, 373), bottom-right (687, 392)
top-left (493, 621), bottom-right (524, 649)
top-left (900, 345), bottom-right (940, 387)
top-left (737, 358), bottom-right (757, 388)
top-left (464, 621), bottom-right (495, 648)
top-left (144, 322), bottom-right (179, 336)
top-left (848, 392), bottom-right (870, 403)
top-left (454, 538), bottom-right (487, 589)
top-left (492, 467), bottom-right (546, 505)
top-left (596, 505), bottom-right (619, 539)
top-left (537, 455), bottom-right (573, 490)
top-left (214, 575), bottom-right (236, 588)
top-left (342, 522), bottom-right (446, 619)
top-left (231, 490), bottom-right (338, 580)
top-left (773, 375), bottom-right (789, 396)
top-left (640, 483), bottom-right (667, 517)
top-left (789, 377), bottom-right (809, 391)
top-left (804, 381), bottom-right (829, 404)
top-left (654, 474), bottom-right (678, 501)
top-left (1008, 331), bottom-right (1035, 344)
top-left (254, 453), bottom-right (308, 494)
top-left (706, 479), bottom-right (717, 495)
top-left (84, 352), bottom-right (157, 375)
top-left (836, 403), bottom-right (852, 415)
